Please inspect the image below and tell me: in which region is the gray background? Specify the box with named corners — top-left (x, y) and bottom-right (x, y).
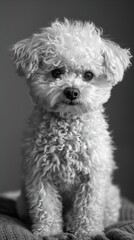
top-left (0, 0), bottom-right (134, 200)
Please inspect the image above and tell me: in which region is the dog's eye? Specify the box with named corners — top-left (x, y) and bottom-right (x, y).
top-left (84, 71), bottom-right (94, 81)
top-left (51, 68), bottom-right (65, 79)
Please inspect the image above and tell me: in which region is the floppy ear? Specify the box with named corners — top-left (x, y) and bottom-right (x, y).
top-left (11, 35), bottom-right (42, 79)
top-left (102, 39), bottom-right (132, 85)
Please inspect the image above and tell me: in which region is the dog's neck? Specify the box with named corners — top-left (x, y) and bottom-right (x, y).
top-left (39, 106), bottom-right (104, 124)
top-left (28, 105), bottom-right (107, 139)
top-left (29, 106), bottom-right (108, 139)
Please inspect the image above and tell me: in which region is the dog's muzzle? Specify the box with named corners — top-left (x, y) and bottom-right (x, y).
top-left (63, 87), bottom-right (80, 100)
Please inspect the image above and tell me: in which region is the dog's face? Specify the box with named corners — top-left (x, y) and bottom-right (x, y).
top-left (11, 19), bottom-right (131, 116)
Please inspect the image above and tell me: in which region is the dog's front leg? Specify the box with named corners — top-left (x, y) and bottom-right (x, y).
top-left (25, 177), bottom-right (63, 238)
top-left (72, 177), bottom-right (106, 240)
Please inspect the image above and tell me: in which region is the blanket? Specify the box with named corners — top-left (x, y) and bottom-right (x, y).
top-left (0, 196), bottom-right (134, 239)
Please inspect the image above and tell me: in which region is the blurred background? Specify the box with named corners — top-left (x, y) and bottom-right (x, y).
top-left (0, 0), bottom-right (134, 200)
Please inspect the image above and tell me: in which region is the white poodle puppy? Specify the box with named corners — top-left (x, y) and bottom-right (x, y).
top-left (11, 19), bottom-right (131, 240)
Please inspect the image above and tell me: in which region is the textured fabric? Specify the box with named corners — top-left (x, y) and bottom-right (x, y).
top-left (0, 197), bottom-right (134, 239)
top-left (0, 214), bottom-right (42, 240)
top-left (106, 222), bottom-right (134, 240)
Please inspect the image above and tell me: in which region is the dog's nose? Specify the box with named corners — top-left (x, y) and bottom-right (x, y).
top-left (64, 87), bottom-right (80, 100)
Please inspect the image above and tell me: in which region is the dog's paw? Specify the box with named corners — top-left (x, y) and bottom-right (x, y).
top-left (57, 232), bottom-right (76, 240)
top-left (92, 233), bottom-right (108, 240)
top-left (43, 236), bottom-right (59, 240)
top-left (75, 233), bottom-right (92, 240)
top-left (76, 233), bottom-right (107, 240)
top-left (44, 233), bottom-right (76, 240)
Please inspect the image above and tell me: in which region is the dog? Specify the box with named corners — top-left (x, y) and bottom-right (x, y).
top-left (11, 19), bottom-right (131, 239)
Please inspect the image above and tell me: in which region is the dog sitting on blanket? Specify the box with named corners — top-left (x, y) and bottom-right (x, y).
top-left (11, 19), bottom-right (131, 240)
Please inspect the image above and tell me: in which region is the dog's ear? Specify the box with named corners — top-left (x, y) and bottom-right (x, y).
top-left (11, 35), bottom-right (43, 79)
top-left (102, 39), bottom-right (132, 85)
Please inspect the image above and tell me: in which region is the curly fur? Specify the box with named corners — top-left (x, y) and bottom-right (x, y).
top-left (11, 19), bottom-right (132, 239)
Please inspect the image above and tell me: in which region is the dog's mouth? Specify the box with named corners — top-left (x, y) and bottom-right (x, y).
top-left (52, 100), bottom-right (89, 116)
top-left (62, 101), bottom-right (81, 106)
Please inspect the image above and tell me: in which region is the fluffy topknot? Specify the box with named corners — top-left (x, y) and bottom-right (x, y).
top-left (11, 19), bottom-right (132, 84)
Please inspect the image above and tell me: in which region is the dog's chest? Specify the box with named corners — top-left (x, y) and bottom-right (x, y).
top-left (37, 115), bottom-right (90, 185)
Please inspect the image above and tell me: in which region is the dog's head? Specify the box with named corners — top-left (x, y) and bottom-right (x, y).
top-left (11, 19), bottom-right (132, 116)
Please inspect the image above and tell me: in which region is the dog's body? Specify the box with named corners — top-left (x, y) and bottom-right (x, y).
top-left (11, 19), bottom-right (131, 239)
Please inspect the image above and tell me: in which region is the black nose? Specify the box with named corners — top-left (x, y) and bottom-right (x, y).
top-left (64, 87), bottom-right (80, 100)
